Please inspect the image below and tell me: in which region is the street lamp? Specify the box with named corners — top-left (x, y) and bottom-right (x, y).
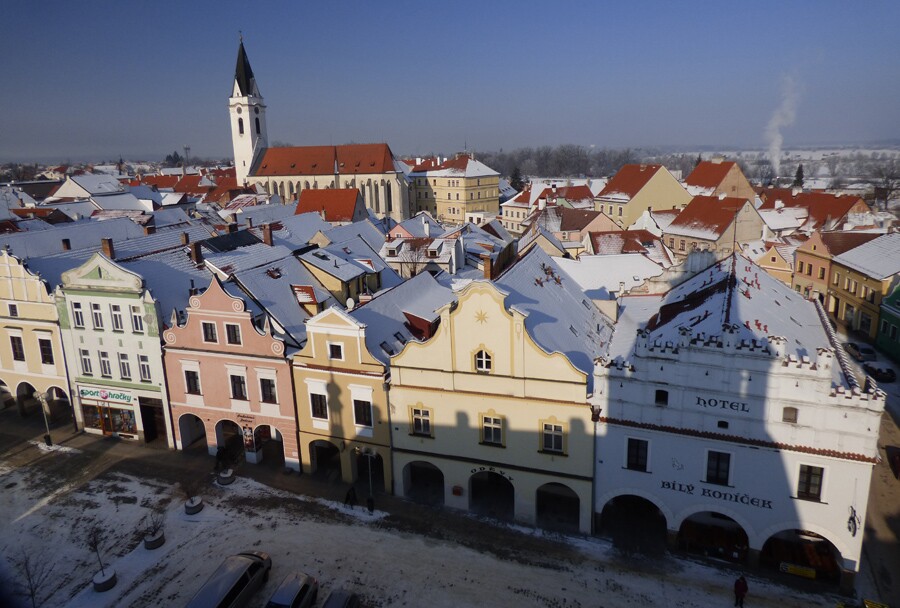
top-left (33, 390), bottom-right (52, 446)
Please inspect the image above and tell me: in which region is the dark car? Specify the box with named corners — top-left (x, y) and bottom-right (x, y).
top-left (266, 572), bottom-right (318, 608)
top-left (844, 342), bottom-right (877, 362)
top-left (321, 589), bottom-right (361, 608)
top-left (186, 551), bottom-right (272, 608)
top-left (863, 363), bottom-right (896, 383)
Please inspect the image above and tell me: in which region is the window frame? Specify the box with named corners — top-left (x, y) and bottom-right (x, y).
top-left (38, 338), bottom-right (54, 365)
top-left (118, 353), bottom-right (131, 380)
top-left (9, 335), bottom-right (25, 361)
top-left (225, 323), bottom-right (242, 346)
top-left (138, 354), bottom-right (151, 382)
top-left (201, 321), bottom-right (218, 343)
top-left (8, 303), bottom-right (18, 317)
top-left (310, 393), bottom-right (328, 420)
top-left (626, 437), bottom-right (649, 472)
top-left (705, 450), bottom-right (731, 486)
top-left (110, 304), bottom-right (124, 332)
top-left (474, 349), bottom-right (492, 373)
top-left (482, 415), bottom-right (503, 446)
top-left (327, 342), bottom-right (344, 361)
top-left (229, 374), bottom-right (248, 400)
top-left (797, 464), bottom-right (824, 501)
top-left (353, 399), bottom-right (373, 427)
top-left (72, 302), bottom-right (85, 328)
top-left (541, 422), bottom-right (565, 454)
top-left (130, 305), bottom-right (144, 333)
top-left (184, 370), bottom-right (201, 395)
top-left (79, 349), bottom-right (93, 375)
top-left (98, 351), bottom-right (112, 378)
top-left (411, 407), bottom-right (432, 437)
top-left (91, 303), bottom-right (104, 329)
top-left (260, 377), bottom-right (277, 404)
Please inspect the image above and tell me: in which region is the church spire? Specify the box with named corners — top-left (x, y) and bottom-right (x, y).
top-left (234, 39), bottom-right (258, 97)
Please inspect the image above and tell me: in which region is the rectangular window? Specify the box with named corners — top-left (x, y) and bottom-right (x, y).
top-left (655, 389), bottom-right (668, 406)
top-left (91, 303), bottom-right (103, 329)
top-left (832, 272), bottom-right (840, 286)
top-left (797, 465), bottom-right (823, 501)
top-left (118, 353), bottom-right (131, 379)
top-left (354, 399), bottom-right (373, 427)
top-left (226, 324), bottom-right (242, 345)
top-left (139, 355), bottom-right (151, 382)
top-left (184, 370), bottom-right (201, 395)
top-left (882, 320), bottom-right (890, 334)
top-left (131, 305), bottom-right (144, 332)
top-left (98, 351), bottom-right (112, 377)
top-left (202, 322), bottom-right (217, 343)
top-left (230, 374), bottom-right (247, 400)
top-left (482, 416), bottom-right (502, 445)
top-left (328, 343), bottom-right (343, 360)
top-left (310, 393), bottom-right (328, 419)
top-left (542, 423), bottom-right (564, 453)
top-left (110, 304), bottom-right (124, 331)
top-left (706, 451), bottom-right (731, 486)
top-left (679, 240), bottom-right (685, 251)
top-left (797, 261), bottom-right (804, 273)
top-left (892, 325), bottom-right (899, 340)
top-left (80, 349), bottom-right (92, 375)
top-left (72, 302), bottom-right (84, 328)
top-left (10, 336), bottom-right (25, 361)
top-left (8, 304), bottom-right (18, 317)
top-left (626, 438), bottom-right (648, 471)
top-left (412, 407), bottom-right (431, 436)
top-left (817, 267), bottom-right (825, 279)
top-left (260, 378), bottom-right (277, 403)
top-left (39, 338), bottom-right (54, 365)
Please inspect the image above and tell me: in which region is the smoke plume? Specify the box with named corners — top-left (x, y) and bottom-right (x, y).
top-left (765, 75), bottom-right (799, 177)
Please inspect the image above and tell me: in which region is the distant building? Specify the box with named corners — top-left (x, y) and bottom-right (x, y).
top-left (663, 196), bottom-right (764, 258)
top-left (684, 159), bottom-right (755, 201)
top-left (595, 164), bottom-right (691, 229)
top-left (408, 154), bottom-right (500, 224)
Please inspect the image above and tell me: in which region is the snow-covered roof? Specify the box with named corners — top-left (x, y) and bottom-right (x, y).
top-left (349, 271), bottom-right (455, 364)
top-left (247, 213), bottom-right (331, 250)
top-left (558, 254), bottom-right (664, 301)
top-left (758, 207), bottom-right (808, 232)
top-left (204, 243), bottom-right (295, 277)
top-left (0, 217), bottom-right (145, 259)
top-left (320, 218), bottom-right (386, 252)
top-left (151, 207), bottom-right (193, 229)
top-left (71, 174), bottom-right (126, 195)
top-left (121, 248), bottom-right (213, 320)
top-left (39, 200), bottom-right (98, 221)
top-left (494, 247), bottom-right (615, 391)
top-left (231, 201), bottom-right (300, 226)
top-left (831, 232), bottom-right (900, 280)
top-left (90, 192), bottom-right (145, 211)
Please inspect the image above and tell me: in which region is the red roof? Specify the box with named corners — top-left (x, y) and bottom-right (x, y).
top-left (684, 160), bottom-right (737, 188)
top-left (818, 231), bottom-right (882, 256)
top-left (667, 195), bottom-right (749, 238)
top-left (758, 188), bottom-right (868, 229)
top-left (296, 189), bottom-right (361, 222)
top-left (254, 144), bottom-right (396, 177)
top-left (135, 175), bottom-right (179, 189)
top-left (597, 164), bottom-right (662, 199)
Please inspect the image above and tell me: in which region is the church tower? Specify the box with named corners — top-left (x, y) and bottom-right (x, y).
top-left (229, 39), bottom-right (267, 186)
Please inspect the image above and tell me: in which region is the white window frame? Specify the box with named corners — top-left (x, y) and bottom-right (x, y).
top-left (79, 349), bottom-right (92, 375)
top-left (201, 321), bottom-right (218, 343)
top-left (482, 415), bottom-right (503, 445)
top-left (98, 351), bottom-right (112, 377)
top-left (474, 349), bottom-right (492, 373)
top-left (118, 353), bottom-right (131, 380)
top-left (349, 384), bottom-right (374, 433)
top-left (225, 323), bottom-right (242, 346)
top-left (327, 341), bottom-right (344, 361)
top-left (138, 354), bottom-right (151, 382)
top-left (72, 302), bottom-right (85, 328)
top-left (541, 422), bottom-right (564, 453)
top-left (91, 303), bottom-right (104, 329)
top-left (110, 304), bottom-right (124, 331)
top-left (130, 305), bottom-right (144, 333)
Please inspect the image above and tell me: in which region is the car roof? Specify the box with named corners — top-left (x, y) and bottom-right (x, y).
top-left (187, 554), bottom-right (268, 608)
top-left (269, 572), bottom-right (313, 603)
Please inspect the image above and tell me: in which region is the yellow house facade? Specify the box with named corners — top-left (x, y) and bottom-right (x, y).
top-left (0, 250), bottom-right (71, 420)
top-left (409, 155), bottom-right (501, 224)
top-left (389, 274), bottom-right (600, 533)
top-left (595, 164), bottom-right (692, 229)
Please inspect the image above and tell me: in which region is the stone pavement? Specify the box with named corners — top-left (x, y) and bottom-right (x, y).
top-left (2, 401), bottom-right (899, 607)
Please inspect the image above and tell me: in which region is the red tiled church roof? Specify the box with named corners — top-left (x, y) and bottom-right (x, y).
top-left (254, 144), bottom-right (396, 177)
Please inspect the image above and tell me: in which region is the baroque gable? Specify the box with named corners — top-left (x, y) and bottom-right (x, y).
top-left (61, 253), bottom-right (143, 293)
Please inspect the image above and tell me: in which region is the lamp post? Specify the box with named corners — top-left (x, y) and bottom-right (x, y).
top-left (33, 391), bottom-right (52, 446)
top-left (354, 446), bottom-right (375, 513)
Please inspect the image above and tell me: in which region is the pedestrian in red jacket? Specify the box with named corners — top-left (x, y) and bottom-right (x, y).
top-left (734, 575), bottom-right (748, 607)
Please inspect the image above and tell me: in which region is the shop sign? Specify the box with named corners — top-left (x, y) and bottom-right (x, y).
top-left (696, 395), bottom-right (750, 413)
top-left (659, 480), bottom-right (773, 509)
top-left (470, 466), bottom-right (513, 482)
top-left (79, 386), bottom-right (133, 405)
top-left (236, 414), bottom-right (255, 425)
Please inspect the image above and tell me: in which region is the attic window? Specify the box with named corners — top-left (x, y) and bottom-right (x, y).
top-left (426, 249), bottom-right (438, 258)
top-left (340, 162), bottom-right (345, 167)
top-left (342, 247), bottom-right (352, 254)
top-left (581, 299), bottom-right (590, 309)
top-left (394, 332), bottom-right (407, 344)
top-left (266, 267), bottom-right (282, 279)
top-left (569, 325), bottom-right (578, 336)
top-left (262, 164), bottom-right (267, 169)
top-left (387, 248), bottom-right (397, 256)
top-left (380, 341), bottom-right (394, 356)
top-left (313, 251), bottom-right (329, 260)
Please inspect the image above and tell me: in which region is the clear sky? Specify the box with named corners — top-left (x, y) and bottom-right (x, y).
top-left (2, 0), bottom-right (899, 163)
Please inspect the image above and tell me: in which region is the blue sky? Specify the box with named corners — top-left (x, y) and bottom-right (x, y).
top-left (2, 1), bottom-right (898, 162)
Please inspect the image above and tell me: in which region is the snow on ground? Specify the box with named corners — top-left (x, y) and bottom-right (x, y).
top-left (0, 454), bottom-right (848, 608)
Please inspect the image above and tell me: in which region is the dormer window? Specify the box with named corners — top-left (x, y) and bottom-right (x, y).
top-left (475, 350), bottom-right (492, 373)
top-left (427, 249), bottom-right (438, 258)
top-left (387, 248), bottom-right (397, 257)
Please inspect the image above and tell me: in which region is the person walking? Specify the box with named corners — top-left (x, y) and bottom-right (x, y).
top-left (733, 575), bottom-right (748, 607)
top-left (344, 486), bottom-right (357, 508)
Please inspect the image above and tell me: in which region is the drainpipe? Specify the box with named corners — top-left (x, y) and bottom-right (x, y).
top-left (590, 400), bottom-right (601, 535)
top-left (383, 372), bottom-right (394, 495)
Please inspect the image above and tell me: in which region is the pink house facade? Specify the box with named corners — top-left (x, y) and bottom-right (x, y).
top-left (162, 277), bottom-right (300, 470)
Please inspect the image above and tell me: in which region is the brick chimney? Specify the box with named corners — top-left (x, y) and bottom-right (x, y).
top-left (180, 231), bottom-right (190, 245)
top-left (101, 238), bottom-right (115, 259)
top-left (480, 252), bottom-right (493, 280)
top-left (226, 223), bottom-right (238, 234)
top-left (262, 223), bottom-right (273, 246)
top-left (143, 225), bottom-right (156, 235)
top-left (189, 242), bottom-right (203, 265)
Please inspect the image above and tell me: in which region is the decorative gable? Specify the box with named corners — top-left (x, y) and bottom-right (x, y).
top-left (61, 253), bottom-right (143, 293)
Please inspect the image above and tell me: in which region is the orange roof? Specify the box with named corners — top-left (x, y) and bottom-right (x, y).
top-left (254, 144), bottom-right (395, 177)
top-left (758, 188), bottom-right (868, 229)
top-left (685, 161), bottom-right (737, 188)
top-left (597, 164), bottom-right (662, 199)
top-left (537, 185), bottom-right (594, 202)
top-left (667, 195), bottom-right (749, 238)
top-left (296, 189), bottom-right (361, 222)
top-left (136, 175), bottom-right (179, 189)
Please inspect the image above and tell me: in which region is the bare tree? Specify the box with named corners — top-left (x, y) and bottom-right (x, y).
top-left (85, 526), bottom-right (107, 576)
top-left (180, 475), bottom-right (206, 503)
top-left (872, 157), bottom-right (899, 210)
top-left (824, 154), bottom-right (841, 179)
top-left (143, 505), bottom-right (166, 537)
top-left (10, 551), bottom-right (54, 608)
top-left (399, 237), bottom-right (431, 278)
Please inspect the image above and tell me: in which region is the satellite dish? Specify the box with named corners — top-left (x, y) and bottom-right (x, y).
top-left (346, 298), bottom-right (355, 310)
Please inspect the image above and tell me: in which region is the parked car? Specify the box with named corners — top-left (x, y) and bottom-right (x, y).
top-left (863, 363), bottom-right (896, 383)
top-left (266, 572), bottom-right (318, 608)
top-left (186, 551), bottom-right (272, 608)
top-left (844, 342), bottom-right (877, 362)
top-left (322, 589), bottom-right (361, 608)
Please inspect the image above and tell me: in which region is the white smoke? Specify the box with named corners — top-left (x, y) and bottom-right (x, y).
top-left (765, 75), bottom-right (799, 177)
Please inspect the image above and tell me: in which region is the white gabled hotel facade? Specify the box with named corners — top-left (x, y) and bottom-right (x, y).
top-left (591, 256), bottom-right (884, 592)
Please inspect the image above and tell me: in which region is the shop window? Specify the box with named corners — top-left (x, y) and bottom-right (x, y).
top-left (782, 407), bottom-right (798, 423)
top-left (353, 399), bottom-right (373, 427)
top-left (705, 450), bottom-right (731, 486)
top-left (9, 336), bottom-right (24, 361)
top-left (310, 393), bottom-right (328, 419)
top-left (411, 407), bottom-right (431, 436)
top-left (185, 370), bottom-right (201, 395)
top-left (542, 422), bottom-right (564, 454)
top-left (797, 465), bottom-right (823, 501)
top-left (39, 338), bottom-right (54, 365)
top-left (482, 415), bottom-right (503, 445)
top-left (655, 389), bottom-right (669, 406)
top-left (626, 438), bottom-right (648, 471)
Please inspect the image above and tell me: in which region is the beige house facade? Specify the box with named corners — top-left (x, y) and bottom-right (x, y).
top-left (0, 250), bottom-right (71, 420)
top-left (409, 155), bottom-right (500, 224)
top-left (595, 164), bottom-right (692, 229)
top-left (389, 279), bottom-right (596, 533)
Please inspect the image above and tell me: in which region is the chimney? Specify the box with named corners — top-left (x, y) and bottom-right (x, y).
top-left (718, 192), bottom-right (726, 201)
top-left (180, 231), bottom-right (190, 245)
top-left (189, 242), bottom-right (203, 265)
top-left (101, 238), bottom-right (115, 259)
top-left (227, 222), bottom-right (238, 234)
top-left (480, 252), bottom-right (493, 280)
top-left (538, 197), bottom-right (546, 211)
top-left (262, 223), bottom-right (273, 246)
top-left (791, 187), bottom-right (801, 196)
top-left (143, 224), bottom-right (156, 235)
